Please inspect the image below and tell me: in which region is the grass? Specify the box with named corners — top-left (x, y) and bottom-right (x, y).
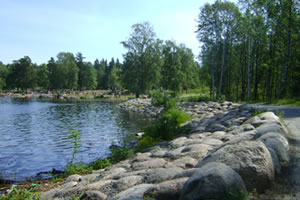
top-left (0, 187), bottom-right (41, 200)
top-left (238, 98), bottom-right (300, 107)
top-left (265, 98), bottom-right (300, 107)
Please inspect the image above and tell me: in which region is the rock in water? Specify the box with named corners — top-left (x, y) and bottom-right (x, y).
top-left (179, 162), bottom-right (248, 200)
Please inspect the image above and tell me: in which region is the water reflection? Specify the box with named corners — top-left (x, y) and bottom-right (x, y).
top-left (0, 98), bottom-right (149, 181)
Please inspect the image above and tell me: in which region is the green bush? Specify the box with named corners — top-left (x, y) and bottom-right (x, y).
top-left (144, 107), bottom-right (190, 141)
top-left (64, 163), bottom-right (92, 177)
top-left (180, 95), bottom-right (210, 102)
top-left (88, 158), bottom-right (111, 170)
top-left (0, 187), bottom-right (41, 200)
top-left (136, 136), bottom-right (161, 152)
top-left (163, 98), bottom-right (177, 110)
top-left (110, 145), bottom-right (134, 164)
top-left (150, 89), bottom-right (166, 105)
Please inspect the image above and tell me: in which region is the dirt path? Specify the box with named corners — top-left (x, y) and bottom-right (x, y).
top-left (246, 104), bottom-right (300, 199)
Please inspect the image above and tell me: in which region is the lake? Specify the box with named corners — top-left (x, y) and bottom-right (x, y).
top-left (0, 97), bottom-right (149, 181)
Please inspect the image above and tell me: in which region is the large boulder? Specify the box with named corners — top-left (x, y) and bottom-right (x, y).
top-left (179, 162), bottom-right (248, 200)
top-left (145, 178), bottom-right (189, 200)
top-left (111, 184), bottom-right (155, 200)
top-left (258, 132), bottom-right (290, 166)
top-left (197, 141), bottom-right (275, 193)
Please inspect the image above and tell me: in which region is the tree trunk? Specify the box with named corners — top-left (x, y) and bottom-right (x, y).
top-left (218, 39), bottom-right (226, 98)
top-left (247, 36), bottom-right (251, 100)
top-left (210, 62), bottom-right (215, 101)
top-left (279, 2), bottom-right (292, 98)
top-left (254, 43), bottom-right (260, 101)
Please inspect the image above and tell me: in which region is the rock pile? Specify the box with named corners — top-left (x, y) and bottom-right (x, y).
top-left (118, 98), bottom-right (164, 118)
top-left (42, 101), bottom-right (290, 200)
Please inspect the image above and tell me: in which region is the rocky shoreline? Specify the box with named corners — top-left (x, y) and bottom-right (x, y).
top-left (42, 99), bottom-right (290, 200)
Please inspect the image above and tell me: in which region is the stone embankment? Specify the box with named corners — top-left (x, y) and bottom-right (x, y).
top-left (43, 100), bottom-right (290, 200)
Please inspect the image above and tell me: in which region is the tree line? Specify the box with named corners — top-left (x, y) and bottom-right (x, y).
top-left (0, 22), bottom-right (201, 97)
top-left (0, 0), bottom-right (299, 101)
top-left (197, 0), bottom-right (300, 101)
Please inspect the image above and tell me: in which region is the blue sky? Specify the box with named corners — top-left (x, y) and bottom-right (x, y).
top-left (0, 0), bottom-right (216, 64)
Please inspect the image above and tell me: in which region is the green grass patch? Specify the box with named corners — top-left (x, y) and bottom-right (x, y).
top-left (136, 136), bottom-right (162, 152)
top-left (110, 145), bottom-right (134, 164)
top-left (139, 98), bottom-right (191, 149)
top-left (179, 94), bottom-right (210, 102)
top-left (88, 158), bottom-right (111, 170)
top-left (0, 187), bottom-right (41, 200)
top-left (265, 98), bottom-right (300, 107)
top-left (64, 163), bottom-right (93, 177)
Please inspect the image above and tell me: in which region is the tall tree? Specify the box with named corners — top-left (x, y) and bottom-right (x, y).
top-left (0, 62), bottom-right (8, 91)
top-left (56, 52), bottom-right (79, 90)
top-left (7, 56), bottom-right (36, 91)
top-left (76, 53), bottom-right (97, 90)
top-left (121, 22), bottom-right (163, 97)
top-left (36, 64), bottom-right (49, 90)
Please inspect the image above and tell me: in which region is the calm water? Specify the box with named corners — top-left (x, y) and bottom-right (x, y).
top-left (0, 97), bottom-right (149, 181)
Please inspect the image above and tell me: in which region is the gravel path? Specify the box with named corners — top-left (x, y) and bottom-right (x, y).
top-left (246, 104), bottom-right (300, 199)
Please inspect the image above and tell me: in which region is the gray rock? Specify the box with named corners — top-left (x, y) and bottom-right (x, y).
top-left (145, 178), bottom-right (189, 200)
top-left (111, 184), bottom-right (155, 200)
top-left (168, 157), bottom-right (198, 169)
top-left (179, 162), bottom-right (248, 200)
top-left (243, 116), bottom-right (261, 126)
top-left (197, 141), bottom-right (275, 193)
top-left (131, 158), bottom-right (167, 170)
top-left (226, 130), bottom-right (257, 144)
top-left (65, 174), bottom-right (82, 183)
top-left (169, 137), bottom-right (191, 148)
top-left (201, 138), bottom-right (223, 146)
top-left (188, 133), bottom-right (206, 140)
top-left (206, 123), bottom-right (227, 132)
top-left (181, 143), bottom-right (214, 160)
top-left (228, 124), bottom-right (255, 135)
top-left (259, 132), bottom-right (290, 166)
top-left (112, 175), bottom-right (144, 192)
top-left (96, 168), bottom-right (127, 181)
top-left (257, 112), bottom-right (279, 121)
top-left (256, 123), bottom-right (286, 138)
top-left (139, 167), bottom-right (183, 184)
top-left (81, 190), bottom-right (107, 200)
top-left (267, 147), bottom-right (282, 175)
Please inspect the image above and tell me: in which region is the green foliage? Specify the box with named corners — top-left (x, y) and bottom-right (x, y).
top-left (64, 163), bottom-right (92, 177)
top-left (121, 22), bottom-right (163, 96)
top-left (68, 127), bottom-right (81, 163)
top-left (88, 158), bottom-right (111, 170)
top-left (136, 136), bottom-right (161, 152)
top-left (6, 56), bottom-right (36, 91)
top-left (0, 187), bottom-right (41, 200)
top-left (144, 105), bottom-right (190, 141)
top-left (180, 95), bottom-right (210, 102)
top-left (150, 89), bottom-right (166, 106)
top-left (110, 145), bottom-right (134, 164)
top-left (0, 62), bottom-right (8, 90)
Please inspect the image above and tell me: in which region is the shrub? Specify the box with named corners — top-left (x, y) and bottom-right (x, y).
top-left (88, 158), bottom-right (111, 170)
top-left (163, 98), bottom-right (177, 110)
top-left (64, 163), bottom-right (92, 177)
top-left (0, 187), bottom-right (41, 200)
top-left (150, 89), bottom-right (166, 106)
top-left (136, 136), bottom-right (161, 152)
top-left (180, 95), bottom-right (210, 103)
top-left (144, 107), bottom-right (190, 141)
top-left (110, 145), bottom-right (134, 164)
